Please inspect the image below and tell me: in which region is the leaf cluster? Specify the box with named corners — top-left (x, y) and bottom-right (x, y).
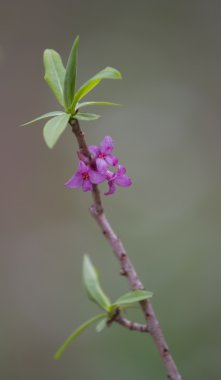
top-left (22, 36), bottom-right (121, 148)
top-left (54, 255), bottom-right (153, 360)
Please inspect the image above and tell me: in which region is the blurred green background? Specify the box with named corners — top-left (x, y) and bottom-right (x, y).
top-left (1, 0), bottom-right (221, 379)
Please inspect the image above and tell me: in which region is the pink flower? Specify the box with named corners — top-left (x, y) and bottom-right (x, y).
top-left (65, 136), bottom-right (132, 196)
top-left (104, 165), bottom-right (132, 195)
top-left (89, 136), bottom-right (118, 174)
top-left (65, 161), bottom-right (106, 192)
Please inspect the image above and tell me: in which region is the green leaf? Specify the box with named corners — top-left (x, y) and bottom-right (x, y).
top-left (43, 113), bottom-right (70, 148)
top-left (96, 317), bottom-right (107, 333)
top-left (54, 313), bottom-right (107, 360)
top-left (64, 35), bottom-right (79, 111)
top-left (83, 255), bottom-right (111, 311)
top-left (120, 304), bottom-right (140, 311)
top-left (71, 79), bottom-right (100, 110)
top-left (21, 111), bottom-right (64, 126)
top-left (77, 101), bottom-right (120, 109)
top-left (74, 112), bottom-right (101, 121)
top-left (43, 50), bottom-right (66, 107)
top-left (113, 290), bottom-right (153, 306)
top-left (71, 66), bottom-right (122, 111)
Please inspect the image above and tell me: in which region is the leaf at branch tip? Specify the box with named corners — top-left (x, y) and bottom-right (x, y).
top-left (83, 255), bottom-right (111, 311)
top-left (77, 101), bottom-right (121, 109)
top-left (96, 317), bottom-right (107, 333)
top-left (64, 35), bottom-right (79, 111)
top-left (74, 112), bottom-right (101, 121)
top-left (43, 50), bottom-right (66, 107)
top-left (71, 66), bottom-right (122, 111)
top-left (43, 113), bottom-right (70, 148)
top-left (54, 313), bottom-right (107, 360)
top-left (21, 111), bottom-right (65, 126)
top-left (92, 66), bottom-right (122, 80)
top-left (113, 290), bottom-right (153, 306)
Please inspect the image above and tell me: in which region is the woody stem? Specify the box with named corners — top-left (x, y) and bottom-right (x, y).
top-left (70, 119), bottom-right (183, 380)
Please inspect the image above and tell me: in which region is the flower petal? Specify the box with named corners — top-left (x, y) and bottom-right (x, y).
top-left (82, 179), bottom-right (93, 192)
top-left (79, 160), bottom-right (89, 172)
top-left (105, 170), bottom-right (115, 181)
top-left (104, 182), bottom-right (116, 196)
top-left (100, 136), bottom-right (114, 154)
top-left (96, 158), bottom-right (108, 174)
top-left (65, 172), bottom-right (82, 188)
top-left (89, 169), bottom-right (106, 184)
top-left (114, 175), bottom-right (132, 187)
top-left (89, 145), bottom-right (99, 156)
top-left (117, 165), bottom-right (126, 176)
top-left (105, 154), bottom-right (118, 166)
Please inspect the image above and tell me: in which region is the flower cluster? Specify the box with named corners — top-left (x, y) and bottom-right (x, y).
top-left (65, 136), bottom-right (132, 195)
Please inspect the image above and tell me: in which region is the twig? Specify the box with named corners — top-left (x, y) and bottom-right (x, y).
top-left (70, 119), bottom-right (183, 380)
top-left (106, 307), bottom-right (148, 332)
top-left (71, 120), bottom-right (103, 214)
top-left (114, 316), bottom-right (149, 333)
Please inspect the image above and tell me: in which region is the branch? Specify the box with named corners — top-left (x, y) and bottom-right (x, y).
top-left (107, 307), bottom-right (148, 332)
top-left (71, 120), bottom-right (103, 214)
top-left (114, 316), bottom-right (149, 333)
top-left (70, 119), bottom-right (183, 380)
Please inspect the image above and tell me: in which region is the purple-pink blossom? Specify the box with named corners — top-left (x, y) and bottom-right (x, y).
top-left (65, 161), bottom-right (106, 192)
top-left (65, 136), bottom-right (132, 196)
top-left (89, 136), bottom-right (118, 174)
top-left (104, 165), bottom-right (132, 195)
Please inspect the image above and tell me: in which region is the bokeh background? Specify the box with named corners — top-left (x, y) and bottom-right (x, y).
top-left (1, 1), bottom-right (221, 379)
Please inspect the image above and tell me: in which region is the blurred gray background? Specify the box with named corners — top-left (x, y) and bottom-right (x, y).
top-left (1, 0), bottom-right (221, 379)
